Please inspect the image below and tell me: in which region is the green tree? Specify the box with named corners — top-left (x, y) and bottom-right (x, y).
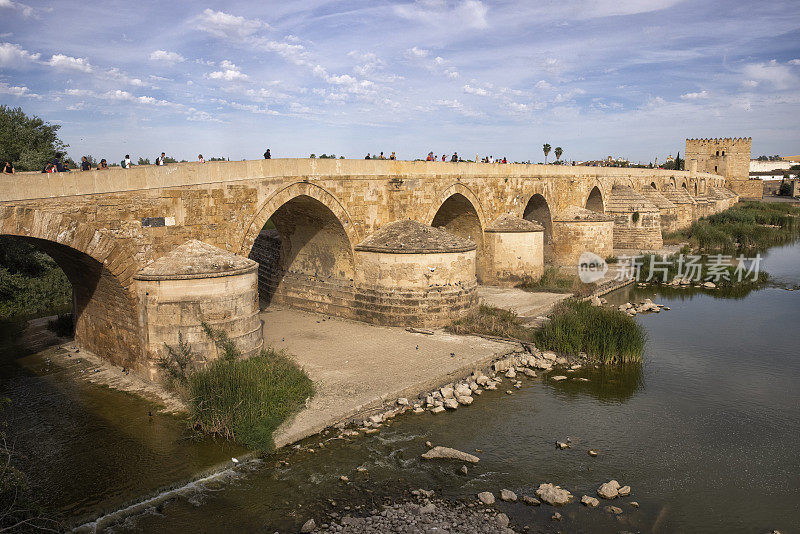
top-left (543, 143), bottom-right (551, 164)
top-left (0, 106), bottom-right (69, 171)
top-left (554, 146), bottom-right (563, 162)
top-left (137, 157), bottom-right (151, 165)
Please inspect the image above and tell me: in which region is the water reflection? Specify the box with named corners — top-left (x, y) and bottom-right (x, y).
top-left (547, 362), bottom-right (644, 402)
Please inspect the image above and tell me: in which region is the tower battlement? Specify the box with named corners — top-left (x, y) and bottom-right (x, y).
top-left (685, 137), bottom-right (751, 180)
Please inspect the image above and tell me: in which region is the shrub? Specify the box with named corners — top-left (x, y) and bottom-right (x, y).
top-left (447, 304), bottom-right (536, 342)
top-left (520, 266), bottom-right (597, 297)
top-left (532, 299), bottom-right (646, 364)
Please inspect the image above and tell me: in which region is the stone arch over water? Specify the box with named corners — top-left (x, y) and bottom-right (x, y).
top-left (0, 207), bottom-right (143, 369)
top-left (585, 186), bottom-right (604, 213)
top-left (523, 193), bottom-right (553, 263)
top-left (430, 192), bottom-right (486, 282)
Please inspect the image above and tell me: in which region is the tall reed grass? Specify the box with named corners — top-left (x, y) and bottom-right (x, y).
top-left (520, 266), bottom-right (597, 297)
top-left (532, 299), bottom-right (645, 364)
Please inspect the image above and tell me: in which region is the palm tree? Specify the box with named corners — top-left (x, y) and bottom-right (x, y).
top-left (543, 143), bottom-right (551, 164)
top-left (554, 147), bottom-right (563, 163)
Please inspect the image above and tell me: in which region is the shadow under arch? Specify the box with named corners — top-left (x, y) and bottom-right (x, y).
top-left (429, 192), bottom-right (486, 282)
top-left (523, 193), bottom-right (554, 263)
top-left (585, 186), bottom-right (604, 213)
top-left (244, 191), bottom-right (356, 310)
top-left (0, 207), bottom-right (143, 368)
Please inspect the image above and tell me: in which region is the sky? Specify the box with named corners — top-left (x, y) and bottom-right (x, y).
top-left (1, 0), bottom-right (799, 163)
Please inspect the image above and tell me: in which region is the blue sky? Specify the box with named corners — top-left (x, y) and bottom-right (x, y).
top-left (1, 0), bottom-right (799, 163)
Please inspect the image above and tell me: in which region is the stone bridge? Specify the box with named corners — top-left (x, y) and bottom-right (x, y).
top-left (0, 159), bottom-right (735, 378)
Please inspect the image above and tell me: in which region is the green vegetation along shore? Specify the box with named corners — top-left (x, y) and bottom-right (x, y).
top-left (159, 325), bottom-right (314, 451)
top-left (664, 201), bottom-right (800, 251)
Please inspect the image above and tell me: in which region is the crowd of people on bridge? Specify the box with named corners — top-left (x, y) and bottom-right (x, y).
top-left (364, 152), bottom-right (396, 160)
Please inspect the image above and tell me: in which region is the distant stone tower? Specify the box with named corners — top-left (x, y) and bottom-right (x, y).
top-left (685, 137), bottom-right (751, 179)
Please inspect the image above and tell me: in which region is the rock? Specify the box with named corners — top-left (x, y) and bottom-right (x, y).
top-left (551, 375), bottom-right (568, 381)
top-left (397, 397), bottom-right (409, 406)
top-left (300, 518), bottom-right (316, 533)
top-left (506, 390), bottom-right (513, 395)
top-left (440, 386), bottom-right (454, 399)
top-left (369, 414), bottom-right (383, 424)
top-left (340, 476), bottom-right (349, 482)
top-left (421, 446), bottom-right (480, 463)
top-left (521, 496), bottom-right (540, 506)
top-left (555, 357), bottom-right (568, 365)
top-left (630, 501), bottom-right (639, 508)
top-left (500, 489), bottom-right (517, 502)
top-left (473, 389), bottom-right (482, 395)
top-left (496, 513), bottom-right (510, 528)
top-left (456, 395), bottom-right (474, 405)
top-left (591, 296), bottom-right (602, 307)
top-left (551, 512), bottom-right (562, 521)
top-left (469, 381), bottom-right (479, 391)
top-left (430, 406), bottom-right (445, 414)
top-left (704, 281), bottom-right (716, 288)
top-left (581, 495), bottom-right (600, 507)
top-left (356, 467), bottom-right (368, 473)
top-left (556, 441), bottom-right (570, 449)
top-left (443, 398), bottom-right (459, 409)
top-left (570, 364), bottom-right (582, 370)
top-left (460, 465), bottom-right (468, 475)
top-left (419, 503), bottom-right (436, 514)
top-left (605, 505), bottom-right (623, 515)
top-left (588, 449), bottom-right (598, 457)
top-left (413, 407), bottom-right (425, 414)
top-left (425, 441), bottom-right (433, 448)
top-left (618, 485), bottom-right (631, 497)
top-left (505, 368), bottom-right (516, 378)
top-left (542, 351), bottom-right (557, 361)
top-left (522, 368), bottom-right (537, 378)
top-left (477, 491), bottom-right (495, 505)
top-left (597, 480), bottom-right (621, 499)
top-left (425, 395), bottom-right (434, 406)
top-left (455, 383), bottom-right (472, 397)
top-left (535, 483), bottom-right (573, 506)
top-left (476, 375), bottom-right (490, 386)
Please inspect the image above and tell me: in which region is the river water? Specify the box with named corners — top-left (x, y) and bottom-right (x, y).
top-left (2, 243), bottom-right (798, 533)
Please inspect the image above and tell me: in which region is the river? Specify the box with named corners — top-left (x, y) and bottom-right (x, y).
top-left (2, 243), bottom-right (798, 532)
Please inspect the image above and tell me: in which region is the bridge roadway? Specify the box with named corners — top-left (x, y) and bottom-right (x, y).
top-left (0, 159), bottom-right (735, 378)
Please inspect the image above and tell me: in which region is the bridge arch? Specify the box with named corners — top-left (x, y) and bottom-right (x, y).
top-left (242, 183), bottom-right (356, 308)
top-left (585, 186), bottom-right (605, 213)
top-left (427, 184), bottom-right (486, 281)
top-left (522, 193), bottom-right (554, 262)
top-left (0, 207), bottom-right (143, 368)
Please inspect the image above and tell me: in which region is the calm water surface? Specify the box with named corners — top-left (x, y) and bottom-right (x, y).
top-left (2, 243), bottom-right (798, 533)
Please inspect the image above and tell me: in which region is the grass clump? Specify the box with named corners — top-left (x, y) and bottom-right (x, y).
top-left (159, 324), bottom-right (314, 451)
top-left (664, 201), bottom-right (800, 251)
top-left (532, 299), bottom-right (646, 364)
top-left (520, 266), bottom-right (597, 297)
top-left (447, 304), bottom-right (536, 342)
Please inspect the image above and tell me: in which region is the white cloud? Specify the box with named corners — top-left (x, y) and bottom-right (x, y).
top-left (680, 90), bottom-right (709, 100)
top-left (194, 9), bottom-right (269, 40)
top-left (741, 59), bottom-right (797, 90)
top-left (207, 60), bottom-right (249, 81)
top-left (395, 0), bottom-right (489, 30)
top-left (742, 80), bottom-right (759, 88)
top-left (290, 102), bottom-right (312, 113)
top-left (0, 42), bottom-right (39, 66)
top-left (534, 80), bottom-right (553, 90)
top-left (0, 0), bottom-right (34, 18)
top-left (149, 50), bottom-right (185, 64)
top-left (405, 46), bottom-right (429, 59)
top-left (48, 54), bottom-right (92, 72)
top-left (463, 84), bottom-right (488, 96)
top-left (789, 59), bottom-right (800, 66)
top-left (435, 98), bottom-right (484, 117)
top-left (0, 81), bottom-right (39, 98)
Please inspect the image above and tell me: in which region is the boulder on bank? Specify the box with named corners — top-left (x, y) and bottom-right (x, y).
top-left (500, 489), bottom-right (517, 502)
top-left (597, 480), bottom-right (621, 499)
top-left (581, 495), bottom-right (599, 507)
top-left (477, 491), bottom-right (495, 505)
top-left (421, 446), bottom-right (480, 463)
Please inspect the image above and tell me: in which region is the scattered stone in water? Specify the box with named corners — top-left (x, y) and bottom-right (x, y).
top-left (413, 407), bottom-right (425, 414)
top-left (523, 368), bottom-right (537, 378)
top-left (618, 485), bottom-right (631, 497)
top-left (369, 414), bottom-right (383, 424)
top-left (535, 483), bottom-right (573, 506)
top-left (440, 385), bottom-right (455, 399)
top-left (421, 446), bottom-right (480, 463)
top-left (460, 465), bottom-right (469, 475)
top-left (597, 480), bottom-right (621, 499)
top-left (364, 428), bottom-right (379, 434)
top-left (630, 501), bottom-right (639, 508)
top-left (556, 441), bottom-right (570, 449)
top-left (456, 395), bottom-right (474, 405)
top-left (477, 491), bottom-right (495, 505)
top-left (505, 369), bottom-right (516, 378)
top-left (551, 375), bottom-right (568, 381)
top-left (588, 449), bottom-right (598, 457)
top-left (356, 467), bottom-right (368, 473)
top-left (425, 441), bottom-right (433, 448)
top-left (551, 512), bottom-right (562, 521)
top-left (581, 495), bottom-right (600, 507)
top-left (506, 390), bottom-right (513, 395)
top-left (521, 496), bottom-right (540, 506)
top-left (500, 489), bottom-right (518, 502)
top-left (300, 518), bottom-right (316, 533)
top-left (430, 406), bottom-right (445, 414)
top-left (396, 397), bottom-right (409, 406)
top-left (443, 398), bottom-right (459, 409)
top-left (496, 513), bottom-right (510, 528)
top-left (605, 505), bottom-right (623, 515)
top-left (339, 476), bottom-right (349, 482)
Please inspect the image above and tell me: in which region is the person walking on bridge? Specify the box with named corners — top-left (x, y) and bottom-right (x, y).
top-left (264, 148), bottom-right (271, 159)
